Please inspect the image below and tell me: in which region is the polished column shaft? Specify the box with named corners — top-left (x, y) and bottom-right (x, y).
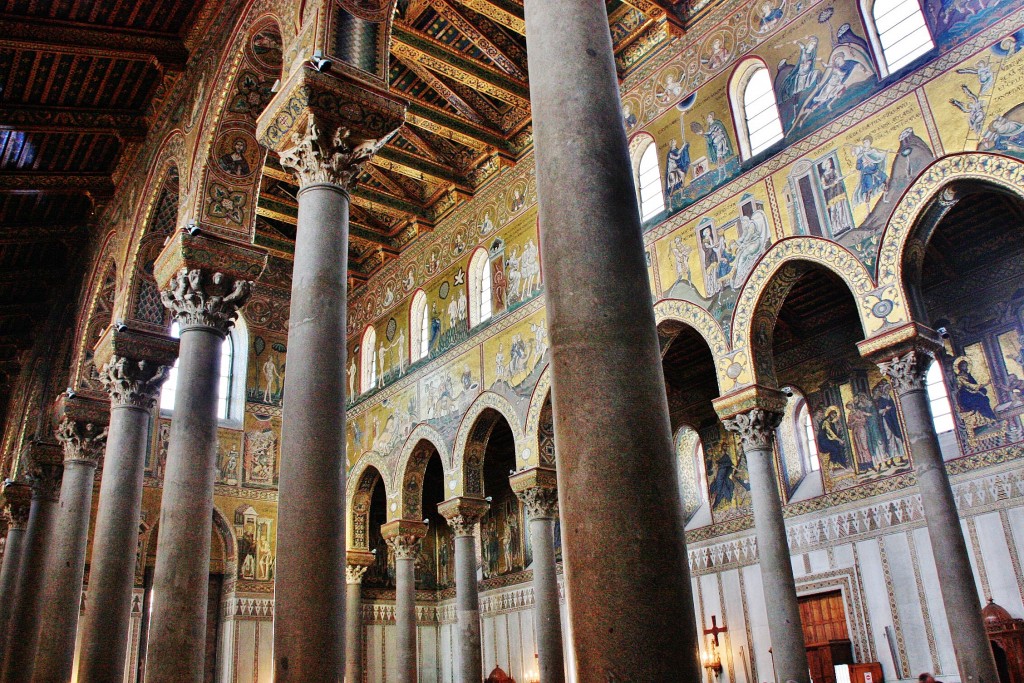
top-left (438, 497), bottom-right (488, 683)
top-left (723, 408), bottom-right (809, 683)
top-left (511, 471), bottom-right (564, 683)
top-left (879, 349), bottom-right (999, 683)
top-left (522, 0), bottom-right (700, 677)
top-left (383, 522), bottom-right (425, 683)
top-left (0, 482), bottom-right (30, 660)
top-left (344, 558), bottom-right (371, 683)
top-left (146, 267), bottom-right (252, 683)
top-left (275, 180), bottom-right (350, 681)
top-left (79, 351), bottom-right (172, 683)
top-left (35, 418), bottom-right (107, 683)
top-left (2, 456), bottom-right (62, 683)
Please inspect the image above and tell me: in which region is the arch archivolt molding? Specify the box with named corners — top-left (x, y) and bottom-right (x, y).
top-left (523, 366), bottom-right (551, 469)
top-left (452, 392), bottom-right (527, 499)
top-left (875, 152), bottom-right (1024, 303)
top-left (347, 453), bottom-right (390, 550)
top-left (392, 423), bottom-right (451, 522)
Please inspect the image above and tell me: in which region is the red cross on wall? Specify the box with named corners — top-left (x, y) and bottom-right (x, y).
top-left (703, 615), bottom-right (728, 646)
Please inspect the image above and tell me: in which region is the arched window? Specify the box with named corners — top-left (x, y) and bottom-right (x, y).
top-left (360, 326), bottom-right (377, 393)
top-left (926, 361), bottom-right (955, 434)
top-left (797, 400), bottom-right (821, 473)
top-left (733, 60), bottom-right (784, 159)
top-left (468, 249), bottom-right (492, 328)
top-left (636, 140), bottom-right (666, 221)
top-left (869, 0), bottom-right (934, 74)
top-left (160, 318), bottom-right (247, 423)
top-left (409, 290), bottom-right (429, 363)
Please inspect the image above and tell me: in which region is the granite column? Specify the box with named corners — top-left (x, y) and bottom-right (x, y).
top-left (720, 400), bottom-right (809, 683)
top-left (438, 497), bottom-right (489, 683)
top-left (146, 240), bottom-right (260, 683)
top-left (78, 326), bottom-right (176, 683)
top-left (511, 467), bottom-right (564, 683)
top-left (256, 72), bottom-right (405, 682)
top-left (0, 482), bottom-right (30, 656)
top-left (2, 444), bottom-right (63, 683)
top-left (522, 0), bottom-right (700, 677)
top-left (383, 520), bottom-right (426, 682)
top-left (344, 551), bottom-right (374, 683)
top-left (869, 330), bottom-right (999, 683)
top-left (34, 408), bottom-right (108, 683)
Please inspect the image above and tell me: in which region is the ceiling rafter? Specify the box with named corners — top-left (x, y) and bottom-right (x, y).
top-left (392, 26), bottom-right (530, 110)
top-left (0, 15), bottom-right (189, 68)
top-left (0, 105), bottom-right (148, 139)
top-left (395, 54), bottom-right (488, 125)
top-left (373, 149), bottom-right (471, 191)
top-left (0, 173), bottom-right (115, 196)
top-left (405, 104), bottom-right (507, 152)
top-left (453, 0), bottom-right (524, 34)
top-left (423, 0), bottom-right (526, 79)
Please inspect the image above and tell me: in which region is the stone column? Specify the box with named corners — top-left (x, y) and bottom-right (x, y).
top-left (864, 327), bottom-right (999, 683)
top-left (522, 0), bottom-right (700, 677)
top-left (719, 395), bottom-right (809, 683)
top-left (0, 481), bottom-right (30, 653)
top-left (382, 520), bottom-right (426, 682)
top-left (345, 550), bottom-right (374, 683)
top-left (510, 467), bottom-right (564, 683)
top-left (34, 401), bottom-right (109, 683)
top-left (2, 442), bottom-right (63, 683)
top-left (145, 231), bottom-right (263, 683)
top-left (78, 326), bottom-right (177, 683)
top-left (256, 69), bottom-right (405, 683)
top-left (438, 497), bottom-right (489, 683)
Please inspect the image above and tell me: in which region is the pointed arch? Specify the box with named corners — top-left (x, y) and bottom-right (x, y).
top-left (348, 460), bottom-right (388, 551)
top-left (730, 237), bottom-right (886, 389)
top-left (452, 392), bottom-right (527, 498)
top-left (523, 365), bottom-right (552, 468)
top-left (393, 423), bottom-right (452, 521)
top-left (654, 299), bottom-right (732, 391)
top-left (71, 233), bottom-right (120, 394)
top-left (125, 160), bottom-right (181, 332)
top-left (875, 152), bottom-right (1024, 324)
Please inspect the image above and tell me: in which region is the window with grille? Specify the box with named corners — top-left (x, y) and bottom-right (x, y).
top-left (926, 361), bottom-right (955, 434)
top-left (742, 65), bottom-right (784, 158)
top-left (637, 141), bottom-right (666, 221)
top-left (873, 0), bottom-right (934, 73)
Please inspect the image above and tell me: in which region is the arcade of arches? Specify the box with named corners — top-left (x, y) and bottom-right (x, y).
top-left (3, 0), bottom-right (1024, 682)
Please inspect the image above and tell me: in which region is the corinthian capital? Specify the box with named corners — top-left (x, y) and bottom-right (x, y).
top-left (878, 350), bottom-right (932, 396)
top-left (510, 466), bottom-right (559, 520)
top-left (160, 267), bottom-right (252, 334)
top-left (55, 418), bottom-right (108, 466)
top-left (437, 496), bottom-right (489, 537)
top-left (279, 122), bottom-right (376, 189)
top-left (1, 481), bottom-right (30, 530)
top-left (381, 519), bottom-right (427, 560)
top-left (722, 408), bottom-right (783, 451)
top-left (100, 356), bottom-right (171, 409)
top-left (346, 564), bottom-right (370, 585)
top-left (26, 461), bottom-right (63, 502)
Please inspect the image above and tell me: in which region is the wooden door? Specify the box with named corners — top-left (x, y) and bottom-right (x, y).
top-left (799, 590), bottom-right (852, 683)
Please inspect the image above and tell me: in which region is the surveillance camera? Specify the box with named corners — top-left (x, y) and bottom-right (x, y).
top-left (937, 326), bottom-right (950, 339)
top-left (310, 50), bottom-right (332, 72)
top-left (782, 387), bottom-right (794, 397)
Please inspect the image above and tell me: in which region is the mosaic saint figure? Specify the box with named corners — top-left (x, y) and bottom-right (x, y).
top-left (853, 136), bottom-right (888, 205)
top-left (954, 357), bottom-right (998, 422)
top-left (731, 209), bottom-right (771, 288)
top-left (671, 236), bottom-right (693, 283)
top-left (757, 1), bottom-right (784, 33)
top-left (665, 139), bottom-right (690, 194)
top-left (703, 113), bottom-right (734, 166)
top-left (782, 36), bottom-right (820, 103)
top-left (817, 406), bottom-right (848, 469)
top-left (218, 138), bottom-right (251, 176)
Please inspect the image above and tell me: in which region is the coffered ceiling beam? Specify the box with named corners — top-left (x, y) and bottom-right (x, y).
top-left (453, 0), bottom-right (524, 33)
top-left (405, 106), bottom-right (504, 152)
top-left (0, 105), bottom-right (148, 139)
top-left (0, 16), bottom-right (189, 68)
top-left (392, 27), bottom-right (530, 110)
top-left (0, 225), bottom-right (86, 244)
top-left (0, 173), bottom-right (115, 197)
top-left (374, 147), bottom-right (471, 190)
top-left (424, 0), bottom-right (526, 79)
top-left (396, 55), bottom-right (488, 126)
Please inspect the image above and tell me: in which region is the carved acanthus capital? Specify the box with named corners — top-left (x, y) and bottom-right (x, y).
top-left (878, 349), bottom-right (933, 396)
top-left (437, 496), bottom-right (489, 537)
top-left (722, 408), bottom-right (783, 451)
top-left (515, 485), bottom-right (559, 520)
top-left (55, 417), bottom-right (108, 466)
top-left (381, 519), bottom-right (427, 561)
top-left (279, 122), bottom-right (376, 189)
top-left (1, 481), bottom-right (30, 530)
top-left (26, 460), bottom-right (63, 502)
top-left (100, 356), bottom-right (171, 409)
top-left (510, 466), bottom-right (559, 520)
top-left (346, 564), bottom-right (370, 585)
top-left (160, 267), bottom-right (252, 334)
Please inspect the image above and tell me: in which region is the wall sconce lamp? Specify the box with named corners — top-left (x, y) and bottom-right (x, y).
top-left (701, 646), bottom-right (723, 675)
